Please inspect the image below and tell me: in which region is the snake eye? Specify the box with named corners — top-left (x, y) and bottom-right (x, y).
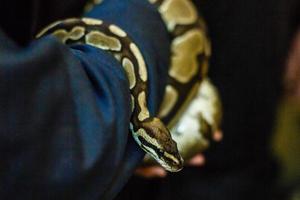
top-left (163, 152), bottom-right (181, 166)
top-left (159, 149), bottom-right (164, 154)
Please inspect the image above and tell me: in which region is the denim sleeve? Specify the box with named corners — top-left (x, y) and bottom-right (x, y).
top-left (0, 0), bottom-right (170, 199)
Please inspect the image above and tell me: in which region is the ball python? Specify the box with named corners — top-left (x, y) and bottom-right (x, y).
top-left (36, 0), bottom-right (222, 171)
top-left (83, 0), bottom-right (219, 130)
top-left (149, 0), bottom-right (212, 128)
top-left (144, 78), bottom-right (222, 164)
top-left (36, 18), bottom-right (183, 172)
top-left (141, 0), bottom-right (222, 164)
top-left (170, 78), bottom-right (222, 161)
top-left (84, 0), bottom-right (212, 129)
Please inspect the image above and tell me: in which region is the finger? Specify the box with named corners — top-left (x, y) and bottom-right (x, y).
top-left (213, 130), bottom-right (223, 142)
top-left (135, 166), bottom-right (167, 178)
top-left (187, 154), bottom-right (205, 166)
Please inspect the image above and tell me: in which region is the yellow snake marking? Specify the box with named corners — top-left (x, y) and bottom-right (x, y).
top-left (36, 21), bottom-right (61, 38)
top-left (164, 152), bottom-right (180, 165)
top-left (51, 26), bottom-right (85, 43)
top-left (137, 128), bottom-right (163, 149)
top-left (137, 126), bottom-right (182, 171)
top-left (158, 85), bottom-right (178, 118)
top-left (130, 43), bottom-right (148, 82)
top-left (170, 29), bottom-right (205, 83)
top-left (68, 26), bottom-right (85, 40)
top-left (129, 122), bottom-right (134, 130)
top-left (130, 95), bottom-right (135, 112)
top-left (132, 129), bottom-right (159, 161)
top-left (64, 18), bottom-right (81, 24)
top-left (137, 91), bottom-right (150, 121)
top-left (197, 79), bottom-right (223, 128)
top-left (82, 18), bottom-right (103, 25)
top-left (122, 57), bottom-right (136, 89)
top-left (148, 0), bottom-right (158, 3)
top-left (109, 25), bottom-right (127, 37)
top-left (159, 0), bottom-right (198, 31)
top-left (51, 29), bottom-right (69, 43)
top-left (85, 31), bottom-right (122, 51)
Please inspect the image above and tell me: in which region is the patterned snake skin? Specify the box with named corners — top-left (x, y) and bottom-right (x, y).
top-left (36, 0), bottom-right (223, 171)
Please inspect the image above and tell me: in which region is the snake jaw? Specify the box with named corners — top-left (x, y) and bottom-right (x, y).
top-left (133, 118), bottom-right (184, 172)
top-left (138, 140), bottom-right (183, 172)
top-left (132, 132), bottom-right (184, 172)
top-left (159, 151), bottom-right (184, 172)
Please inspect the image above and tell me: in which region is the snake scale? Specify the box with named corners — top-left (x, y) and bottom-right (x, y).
top-left (36, 0), bottom-right (219, 172)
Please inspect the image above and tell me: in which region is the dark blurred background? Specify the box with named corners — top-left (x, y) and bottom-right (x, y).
top-left (272, 2), bottom-right (300, 197)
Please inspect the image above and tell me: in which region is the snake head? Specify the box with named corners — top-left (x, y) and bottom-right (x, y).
top-left (133, 118), bottom-right (184, 172)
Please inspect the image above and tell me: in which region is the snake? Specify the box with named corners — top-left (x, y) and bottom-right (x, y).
top-left (36, 18), bottom-right (183, 172)
top-left (36, 0), bottom-right (221, 172)
top-left (144, 78), bottom-right (223, 164)
top-left (149, 0), bottom-right (212, 129)
top-left (141, 0), bottom-right (221, 164)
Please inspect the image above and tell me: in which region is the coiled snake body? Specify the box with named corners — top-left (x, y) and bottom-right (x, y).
top-left (36, 0), bottom-right (220, 172)
top-left (149, 0), bottom-right (211, 128)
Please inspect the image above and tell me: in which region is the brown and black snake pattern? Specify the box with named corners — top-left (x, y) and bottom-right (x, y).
top-left (36, 0), bottom-right (222, 172)
top-left (36, 18), bottom-right (183, 172)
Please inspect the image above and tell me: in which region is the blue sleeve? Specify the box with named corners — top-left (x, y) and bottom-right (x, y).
top-left (0, 1), bottom-right (170, 197)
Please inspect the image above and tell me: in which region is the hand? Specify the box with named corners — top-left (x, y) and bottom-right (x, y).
top-left (135, 130), bottom-right (223, 179)
top-left (285, 29), bottom-right (300, 97)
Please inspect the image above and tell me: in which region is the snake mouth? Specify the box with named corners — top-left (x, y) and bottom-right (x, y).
top-left (135, 135), bottom-right (184, 172)
top-left (151, 149), bottom-right (184, 172)
top-left (140, 142), bottom-right (184, 172)
top-left (162, 151), bottom-right (184, 172)
top-left (158, 156), bottom-right (184, 172)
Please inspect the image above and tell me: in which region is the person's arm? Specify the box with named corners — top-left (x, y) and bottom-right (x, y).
top-left (0, 27), bottom-right (146, 199)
